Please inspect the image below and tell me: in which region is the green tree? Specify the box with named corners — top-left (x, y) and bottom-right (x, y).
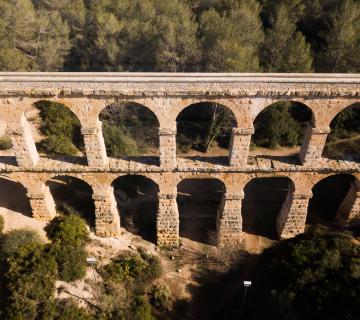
top-left (46, 214), bottom-right (88, 282)
top-left (1, 229), bottom-right (58, 320)
top-left (199, 0), bottom-right (264, 71)
top-left (0, 0), bottom-right (71, 71)
top-left (33, 0), bottom-right (88, 70)
top-left (317, 0), bottom-right (360, 72)
top-left (91, 0), bottom-right (199, 71)
top-left (245, 227), bottom-right (360, 320)
top-left (261, 2), bottom-right (313, 72)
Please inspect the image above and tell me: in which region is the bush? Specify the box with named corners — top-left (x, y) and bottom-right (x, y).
top-left (0, 135), bottom-right (12, 150)
top-left (46, 214), bottom-right (88, 282)
top-left (50, 244), bottom-right (87, 282)
top-left (0, 215), bottom-right (4, 234)
top-left (0, 229), bottom-right (42, 261)
top-left (55, 299), bottom-right (93, 320)
top-left (131, 296), bottom-right (154, 320)
top-left (230, 226), bottom-right (360, 320)
top-left (46, 214), bottom-right (88, 247)
top-left (35, 100), bottom-right (83, 156)
top-left (3, 232), bottom-right (58, 319)
top-left (101, 250), bottom-right (162, 288)
top-left (101, 254), bottom-right (148, 283)
top-left (149, 282), bottom-right (171, 309)
top-left (102, 122), bottom-right (140, 157)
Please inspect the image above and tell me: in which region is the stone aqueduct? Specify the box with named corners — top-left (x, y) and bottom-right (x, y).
top-left (0, 73), bottom-right (359, 247)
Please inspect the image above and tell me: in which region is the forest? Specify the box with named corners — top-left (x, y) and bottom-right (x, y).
top-left (0, 0), bottom-right (360, 73)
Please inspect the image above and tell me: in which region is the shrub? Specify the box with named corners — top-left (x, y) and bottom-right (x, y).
top-left (149, 282), bottom-right (171, 309)
top-left (35, 100), bottom-right (83, 156)
top-left (50, 244), bottom-right (87, 282)
top-left (0, 135), bottom-right (12, 150)
top-left (102, 122), bottom-right (140, 157)
top-left (0, 215), bottom-right (4, 234)
top-left (4, 236), bottom-right (58, 319)
top-left (131, 295), bottom-right (154, 320)
top-left (46, 214), bottom-right (88, 282)
top-left (101, 250), bottom-right (162, 288)
top-left (0, 229), bottom-right (42, 261)
top-left (55, 299), bottom-right (94, 320)
top-left (46, 214), bottom-right (88, 247)
top-left (235, 226), bottom-right (360, 320)
top-left (101, 254), bottom-right (148, 283)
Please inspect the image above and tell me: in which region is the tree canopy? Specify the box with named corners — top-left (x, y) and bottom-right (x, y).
top-left (1, 0), bottom-right (360, 73)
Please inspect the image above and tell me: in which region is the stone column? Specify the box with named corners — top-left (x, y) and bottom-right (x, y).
top-left (159, 128), bottom-right (176, 170)
top-left (299, 123), bottom-right (331, 165)
top-left (81, 122), bottom-right (108, 167)
top-left (229, 127), bottom-right (254, 167)
top-left (277, 190), bottom-right (312, 239)
top-left (336, 180), bottom-right (360, 227)
top-left (93, 186), bottom-right (120, 237)
top-left (217, 192), bottom-right (244, 246)
top-left (157, 193), bottom-right (179, 247)
top-left (7, 115), bottom-right (39, 167)
top-left (27, 186), bottom-right (56, 220)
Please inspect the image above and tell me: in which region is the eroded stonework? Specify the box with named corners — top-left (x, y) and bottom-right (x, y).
top-left (0, 73), bottom-right (359, 247)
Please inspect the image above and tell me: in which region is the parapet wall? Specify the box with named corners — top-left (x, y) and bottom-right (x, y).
top-left (0, 73), bottom-right (359, 247)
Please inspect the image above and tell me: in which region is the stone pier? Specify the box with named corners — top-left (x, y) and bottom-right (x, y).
top-left (217, 192), bottom-right (244, 245)
top-left (157, 193), bottom-right (179, 247)
top-left (277, 190), bottom-right (312, 239)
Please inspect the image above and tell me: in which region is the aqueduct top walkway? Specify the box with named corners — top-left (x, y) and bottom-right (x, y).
top-left (0, 73), bottom-right (359, 247)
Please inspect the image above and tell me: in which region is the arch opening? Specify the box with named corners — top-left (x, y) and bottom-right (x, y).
top-left (0, 177), bottom-right (31, 220)
top-left (99, 102), bottom-right (160, 164)
top-left (176, 102), bottom-right (237, 164)
top-left (177, 178), bottom-right (225, 245)
top-left (307, 174), bottom-right (356, 227)
top-left (28, 101), bottom-right (85, 164)
top-left (242, 177), bottom-right (293, 239)
top-left (251, 101), bottom-right (312, 163)
top-left (112, 175), bottom-right (159, 244)
top-left (46, 176), bottom-right (95, 229)
top-left (0, 119), bottom-right (14, 165)
top-left (323, 103), bottom-right (360, 162)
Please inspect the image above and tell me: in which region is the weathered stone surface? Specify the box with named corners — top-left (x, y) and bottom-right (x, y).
top-left (0, 73), bottom-right (359, 247)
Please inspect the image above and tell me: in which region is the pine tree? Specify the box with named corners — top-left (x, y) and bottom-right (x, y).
top-left (199, 0), bottom-right (264, 72)
top-left (91, 0), bottom-right (199, 71)
top-left (261, 2), bottom-right (313, 72)
top-left (318, 0), bottom-right (360, 72)
top-left (0, 0), bottom-right (71, 71)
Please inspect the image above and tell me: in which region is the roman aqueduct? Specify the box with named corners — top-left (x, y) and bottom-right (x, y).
top-left (0, 73), bottom-right (359, 247)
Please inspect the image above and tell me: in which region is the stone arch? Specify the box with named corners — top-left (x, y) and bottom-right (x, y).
top-left (251, 99), bottom-right (316, 124)
top-left (46, 175), bottom-right (95, 229)
top-left (28, 100), bottom-right (85, 163)
top-left (307, 173), bottom-right (358, 226)
top-left (176, 101), bottom-right (238, 162)
top-left (251, 100), bottom-right (313, 162)
top-left (112, 174), bottom-right (159, 243)
top-left (99, 102), bottom-right (160, 161)
top-left (177, 177), bottom-right (226, 245)
top-left (242, 176), bottom-right (295, 239)
top-left (323, 102), bottom-right (360, 162)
